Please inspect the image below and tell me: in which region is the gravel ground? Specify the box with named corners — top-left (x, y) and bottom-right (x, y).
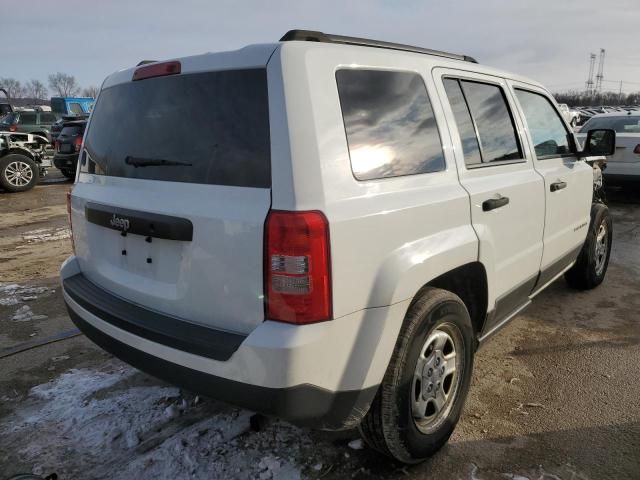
top-left (0, 174), bottom-right (638, 479)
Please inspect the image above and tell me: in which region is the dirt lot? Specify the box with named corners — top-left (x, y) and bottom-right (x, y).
top-left (0, 173), bottom-right (638, 480)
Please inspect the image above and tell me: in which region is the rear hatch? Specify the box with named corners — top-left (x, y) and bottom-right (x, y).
top-left (609, 133), bottom-right (640, 164)
top-left (71, 49), bottom-right (276, 335)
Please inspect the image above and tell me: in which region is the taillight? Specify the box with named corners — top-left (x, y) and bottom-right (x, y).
top-left (634, 144), bottom-right (640, 155)
top-left (8, 124), bottom-right (16, 132)
top-left (54, 141), bottom-right (60, 151)
top-left (74, 136), bottom-right (83, 152)
top-left (66, 190), bottom-right (75, 254)
top-left (265, 210), bottom-right (332, 324)
top-left (132, 61), bottom-right (181, 81)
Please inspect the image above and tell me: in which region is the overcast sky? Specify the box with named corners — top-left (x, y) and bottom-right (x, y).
top-left (4, 0), bottom-right (640, 94)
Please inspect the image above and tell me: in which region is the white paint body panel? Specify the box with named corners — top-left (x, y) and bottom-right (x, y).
top-left (509, 81), bottom-right (592, 271)
top-left (66, 40), bottom-right (596, 394)
top-left (432, 68), bottom-right (545, 309)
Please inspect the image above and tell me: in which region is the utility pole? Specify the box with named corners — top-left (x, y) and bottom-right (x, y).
top-left (595, 48), bottom-right (605, 94)
top-left (619, 80), bottom-right (623, 104)
top-left (586, 53), bottom-right (596, 97)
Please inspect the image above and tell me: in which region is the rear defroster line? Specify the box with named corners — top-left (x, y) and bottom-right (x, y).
top-left (0, 328), bottom-right (82, 359)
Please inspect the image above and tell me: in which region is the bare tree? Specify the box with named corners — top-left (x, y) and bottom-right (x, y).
top-left (0, 78), bottom-right (26, 99)
top-left (25, 79), bottom-right (48, 100)
top-left (81, 85), bottom-right (99, 98)
top-left (48, 72), bottom-right (80, 97)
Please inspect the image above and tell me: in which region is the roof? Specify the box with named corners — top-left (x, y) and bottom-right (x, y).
top-left (588, 110), bottom-right (640, 118)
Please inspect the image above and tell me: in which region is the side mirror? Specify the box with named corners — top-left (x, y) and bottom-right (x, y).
top-left (580, 128), bottom-right (616, 157)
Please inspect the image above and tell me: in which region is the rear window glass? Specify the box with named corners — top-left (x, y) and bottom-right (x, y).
top-left (579, 115), bottom-right (640, 133)
top-left (60, 125), bottom-right (84, 136)
top-left (1, 112), bottom-right (16, 123)
top-left (336, 69), bottom-right (445, 181)
top-left (82, 69), bottom-right (270, 188)
top-left (69, 103), bottom-right (83, 114)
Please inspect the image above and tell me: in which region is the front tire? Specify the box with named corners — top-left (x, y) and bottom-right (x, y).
top-left (0, 154), bottom-right (39, 192)
top-left (359, 288), bottom-right (474, 463)
top-left (565, 203), bottom-right (612, 289)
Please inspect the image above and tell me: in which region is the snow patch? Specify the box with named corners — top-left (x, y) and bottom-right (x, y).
top-left (10, 304), bottom-right (48, 322)
top-left (0, 283), bottom-right (53, 315)
top-left (0, 364), bottom-right (305, 479)
top-left (21, 227), bottom-right (71, 244)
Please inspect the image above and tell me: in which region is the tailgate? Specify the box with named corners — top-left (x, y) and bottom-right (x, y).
top-left (71, 179), bottom-right (270, 335)
top-left (71, 58), bottom-right (274, 336)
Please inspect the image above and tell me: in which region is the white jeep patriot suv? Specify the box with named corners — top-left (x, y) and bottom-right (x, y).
top-left (61, 30), bottom-right (616, 463)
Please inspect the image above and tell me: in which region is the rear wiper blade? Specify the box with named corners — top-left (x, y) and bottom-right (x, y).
top-left (125, 156), bottom-right (192, 167)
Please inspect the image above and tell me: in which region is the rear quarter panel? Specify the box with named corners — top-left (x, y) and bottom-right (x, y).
top-left (273, 43), bottom-right (478, 319)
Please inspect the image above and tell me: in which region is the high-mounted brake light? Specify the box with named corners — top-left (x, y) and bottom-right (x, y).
top-left (132, 61), bottom-right (181, 81)
top-left (634, 144), bottom-right (640, 155)
top-left (265, 210), bottom-right (332, 324)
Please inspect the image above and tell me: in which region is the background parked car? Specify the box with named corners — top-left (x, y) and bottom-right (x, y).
top-left (50, 113), bottom-right (89, 145)
top-left (50, 96), bottom-right (94, 116)
top-left (0, 111), bottom-right (59, 141)
top-left (577, 111), bottom-right (640, 187)
top-left (53, 119), bottom-right (87, 178)
top-left (558, 103), bottom-right (581, 127)
top-left (0, 132), bottom-right (52, 192)
top-left (0, 88), bottom-right (12, 116)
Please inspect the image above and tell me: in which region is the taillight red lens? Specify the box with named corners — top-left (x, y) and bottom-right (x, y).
top-left (634, 144), bottom-right (640, 154)
top-left (74, 135), bottom-right (82, 152)
top-left (54, 141), bottom-right (60, 151)
top-left (132, 61), bottom-right (181, 81)
top-left (265, 210), bottom-right (332, 324)
top-left (8, 124), bottom-right (16, 132)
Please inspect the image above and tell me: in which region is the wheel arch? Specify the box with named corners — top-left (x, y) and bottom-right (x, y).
top-left (411, 262), bottom-right (489, 342)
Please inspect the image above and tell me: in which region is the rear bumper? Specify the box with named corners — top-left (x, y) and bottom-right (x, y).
top-left (61, 256), bottom-right (408, 430)
top-left (53, 153), bottom-right (78, 170)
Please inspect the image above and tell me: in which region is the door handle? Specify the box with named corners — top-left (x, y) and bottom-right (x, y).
top-left (550, 181), bottom-right (567, 192)
top-left (482, 196), bottom-right (510, 211)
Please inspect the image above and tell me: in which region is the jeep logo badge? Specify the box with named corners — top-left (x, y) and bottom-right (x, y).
top-left (110, 214), bottom-right (130, 231)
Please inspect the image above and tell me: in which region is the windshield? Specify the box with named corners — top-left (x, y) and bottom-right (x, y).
top-left (81, 69), bottom-right (270, 188)
top-left (579, 115), bottom-right (640, 133)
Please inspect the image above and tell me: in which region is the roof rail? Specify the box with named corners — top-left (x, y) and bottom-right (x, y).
top-left (280, 30), bottom-right (478, 64)
top-left (136, 60), bottom-right (157, 66)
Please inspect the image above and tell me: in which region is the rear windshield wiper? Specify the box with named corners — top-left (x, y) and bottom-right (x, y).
top-left (125, 156), bottom-right (192, 168)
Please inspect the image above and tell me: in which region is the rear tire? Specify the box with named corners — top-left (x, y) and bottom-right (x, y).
top-left (0, 154), bottom-right (39, 192)
top-left (565, 203), bottom-right (612, 290)
top-left (358, 288), bottom-right (474, 463)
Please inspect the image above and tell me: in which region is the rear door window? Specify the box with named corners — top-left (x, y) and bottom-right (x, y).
top-left (82, 69), bottom-right (271, 188)
top-left (336, 69), bottom-right (445, 181)
top-left (443, 79), bottom-right (482, 166)
top-left (39, 113), bottom-right (57, 124)
top-left (457, 80), bottom-right (522, 164)
top-left (514, 89), bottom-right (572, 158)
top-left (19, 113), bottom-right (37, 125)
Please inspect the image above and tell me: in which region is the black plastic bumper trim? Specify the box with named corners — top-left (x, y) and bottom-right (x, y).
top-left (85, 202), bottom-right (193, 241)
top-left (66, 307), bottom-right (378, 430)
top-left (63, 273), bottom-right (245, 361)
